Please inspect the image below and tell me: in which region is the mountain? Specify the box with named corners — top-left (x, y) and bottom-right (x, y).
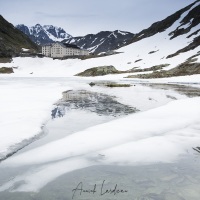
top-left (63, 30), bottom-right (135, 54)
top-left (14, 0), bottom-right (200, 61)
top-left (0, 15), bottom-right (39, 58)
top-left (125, 0), bottom-right (200, 57)
top-left (73, 0), bottom-right (200, 79)
top-left (16, 24), bottom-right (72, 45)
top-left (17, 24), bottom-right (135, 54)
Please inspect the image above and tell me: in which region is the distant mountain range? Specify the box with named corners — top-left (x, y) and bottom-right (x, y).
top-left (16, 24), bottom-right (135, 54)
top-left (63, 30), bottom-right (135, 54)
top-left (16, 24), bottom-right (72, 45)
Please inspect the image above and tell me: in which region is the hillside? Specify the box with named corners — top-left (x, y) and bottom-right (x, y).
top-left (0, 15), bottom-right (39, 58)
top-left (124, 0), bottom-right (200, 57)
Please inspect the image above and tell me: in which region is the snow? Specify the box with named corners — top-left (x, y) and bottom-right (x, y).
top-left (85, 83), bottom-right (186, 111)
top-left (69, 38), bottom-right (75, 43)
top-left (4, 97), bottom-right (200, 166)
top-left (1, 97), bottom-right (200, 192)
top-left (118, 30), bottom-right (128, 35)
top-left (132, 74), bottom-right (200, 85)
top-left (21, 48), bottom-right (29, 52)
top-left (0, 158), bottom-right (92, 192)
top-left (87, 39), bottom-right (106, 53)
top-left (27, 24), bottom-right (72, 42)
top-left (0, 1), bottom-right (200, 193)
top-left (0, 76), bottom-right (188, 161)
top-left (112, 32), bottom-right (117, 38)
top-left (0, 78), bottom-right (70, 159)
top-left (91, 37), bottom-right (98, 44)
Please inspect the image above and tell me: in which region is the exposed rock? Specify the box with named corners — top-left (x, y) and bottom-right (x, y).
top-left (90, 82), bottom-right (132, 88)
top-left (104, 83), bottom-right (132, 88)
top-left (187, 29), bottom-right (200, 38)
top-left (75, 65), bottom-right (119, 77)
top-left (80, 51), bottom-right (122, 60)
top-left (186, 52), bottom-right (200, 61)
top-left (89, 82), bottom-right (96, 87)
top-left (0, 58), bottom-right (12, 63)
top-left (167, 35), bottom-right (200, 58)
top-left (135, 59), bottom-right (142, 63)
top-left (125, 1), bottom-right (198, 46)
top-left (169, 3), bottom-right (200, 39)
top-left (126, 62), bottom-right (200, 79)
top-left (0, 67), bottom-right (14, 74)
top-left (166, 95), bottom-right (177, 100)
top-left (148, 50), bottom-right (159, 54)
top-left (76, 64), bottom-right (171, 77)
top-left (127, 64), bottom-right (169, 73)
top-left (193, 147), bottom-right (200, 153)
top-left (142, 83), bottom-right (200, 98)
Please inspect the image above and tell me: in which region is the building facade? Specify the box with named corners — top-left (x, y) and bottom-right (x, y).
top-left (42, 42), bottom-right (89, 58)
top-left (42, 45), bottom-right (51, 57)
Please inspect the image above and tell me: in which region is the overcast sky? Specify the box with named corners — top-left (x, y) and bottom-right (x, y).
top-left (0, 0), bottom-right (195, 36)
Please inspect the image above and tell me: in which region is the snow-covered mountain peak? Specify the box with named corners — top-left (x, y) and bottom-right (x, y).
top-left (16, 24), bottom-right (72, 45)
top-left (35, 24), bottom-right (42, 27)
top-left (63, 30), bottom-right (135, 53)
top-left (30, 24), bottom-right (43, 35)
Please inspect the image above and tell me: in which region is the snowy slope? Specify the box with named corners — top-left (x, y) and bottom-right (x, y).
top-left (0, 79), bottom-right (70, 160)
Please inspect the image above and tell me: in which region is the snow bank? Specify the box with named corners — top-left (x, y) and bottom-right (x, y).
top-left (4, 97), bottom-right (200, 166)
top-left (0, 78), bottom-right (70, 159)
top-left (0, 158), bottom-right (92, 192)
top-left (1, 97), bottom-right (200, 192)
top-left (0, 77), bottom-right (187, 161)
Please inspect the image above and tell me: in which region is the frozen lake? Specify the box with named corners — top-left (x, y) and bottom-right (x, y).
top-left (0, 77), bottom-right (200, 200)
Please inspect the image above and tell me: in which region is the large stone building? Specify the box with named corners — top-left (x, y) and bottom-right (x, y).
top-left (42, 42), bottom-right (89, 58)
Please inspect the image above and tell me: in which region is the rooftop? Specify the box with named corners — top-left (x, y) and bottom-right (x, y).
top-left (42, 42), bottom-right (84, 50)
top-left (62, 43), bottom-right (80, 49)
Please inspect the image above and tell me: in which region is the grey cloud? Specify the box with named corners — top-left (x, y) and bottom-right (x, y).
top-left (0, 0), bottom-right (195, 36)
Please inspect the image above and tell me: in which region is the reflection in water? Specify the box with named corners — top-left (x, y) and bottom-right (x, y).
top-left (51, 90), bottom-right (138, 119)
top-left (144, 83), bottom-right (200, 98)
